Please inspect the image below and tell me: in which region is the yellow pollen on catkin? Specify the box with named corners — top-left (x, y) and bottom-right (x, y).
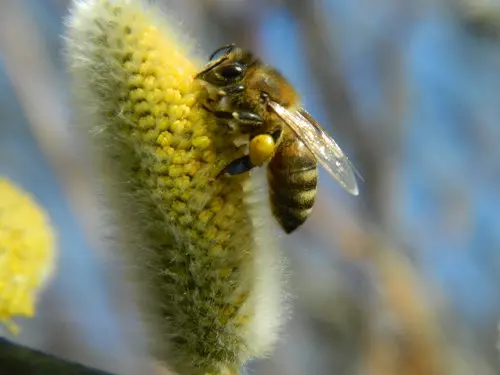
top-left (65, 1), bottom-right (286, 374)
top-left (0, 178), bottom-right (56, 334)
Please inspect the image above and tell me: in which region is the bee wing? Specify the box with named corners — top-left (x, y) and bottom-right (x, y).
top-left (268, 100), bottom-right (361, 196)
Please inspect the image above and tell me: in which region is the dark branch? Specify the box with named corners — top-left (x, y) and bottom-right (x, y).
top-left (0, 338), bottom-right (116, 375)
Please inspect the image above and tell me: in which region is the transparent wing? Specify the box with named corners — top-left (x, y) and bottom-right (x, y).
top-left (268, 100), bottom-right (361, 196)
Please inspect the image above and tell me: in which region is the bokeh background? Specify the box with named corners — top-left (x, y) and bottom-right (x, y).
top-left (1, 0), bottom-right (500, 374)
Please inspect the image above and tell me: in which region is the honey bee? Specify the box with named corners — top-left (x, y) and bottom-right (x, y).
top-left (195, 44), bottom-right (361, 233)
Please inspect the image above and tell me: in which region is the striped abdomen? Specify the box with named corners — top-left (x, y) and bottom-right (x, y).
top-left (267, 131), bottom-right (318, 233)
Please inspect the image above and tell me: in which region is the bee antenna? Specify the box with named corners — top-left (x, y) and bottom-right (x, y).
top-left (209, 43), bottom-right (236, 61)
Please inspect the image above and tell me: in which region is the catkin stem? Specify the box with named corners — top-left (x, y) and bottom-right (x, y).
top-left (0, 338), bottom-right (114, 375)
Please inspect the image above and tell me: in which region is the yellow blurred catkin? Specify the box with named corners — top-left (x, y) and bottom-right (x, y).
top-left (65, 1), bottom-right (285, 374)
top-left (0, 178), bottom-right (56, 334)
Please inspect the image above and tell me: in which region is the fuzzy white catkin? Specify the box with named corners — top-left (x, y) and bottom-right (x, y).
top-left (64, 0), bottom-right (287, 374)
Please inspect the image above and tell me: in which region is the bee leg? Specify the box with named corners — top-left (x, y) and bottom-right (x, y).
top-left (226, 110), bottom-right (264, 134)
top-left (232, 111), bottom-right (264, 131)
top-left (206, 108), bottom-right (263, 127)
top-left (204, 106), bottom-right (264, 133)
top-left (207, 108), bottom-right (234, 120)
top-left (217, 155), bottom-right (255, 177)
top-left (218, 84), bottom-right (245, 96)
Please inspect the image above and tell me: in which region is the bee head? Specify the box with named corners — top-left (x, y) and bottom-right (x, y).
top-left (197, 45), bottom-right (256, 86)
top-left (197, 44), bottom-right (300, 120)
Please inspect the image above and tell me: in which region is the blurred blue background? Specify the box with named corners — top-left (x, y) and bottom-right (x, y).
top-left (1, 0), bottom-right (500, 374)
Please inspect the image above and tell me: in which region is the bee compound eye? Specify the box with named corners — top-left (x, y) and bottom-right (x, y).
top-left (216, 63), bottom-right (245, 80)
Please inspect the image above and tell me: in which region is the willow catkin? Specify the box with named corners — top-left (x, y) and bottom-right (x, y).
top-left (64, 1), bottom-right (286, 374)
top-left (0, 178), bottom-right (56, 334)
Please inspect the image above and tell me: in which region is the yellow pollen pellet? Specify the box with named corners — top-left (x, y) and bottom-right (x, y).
top-left (249, 134), bottom-right (276, 166)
